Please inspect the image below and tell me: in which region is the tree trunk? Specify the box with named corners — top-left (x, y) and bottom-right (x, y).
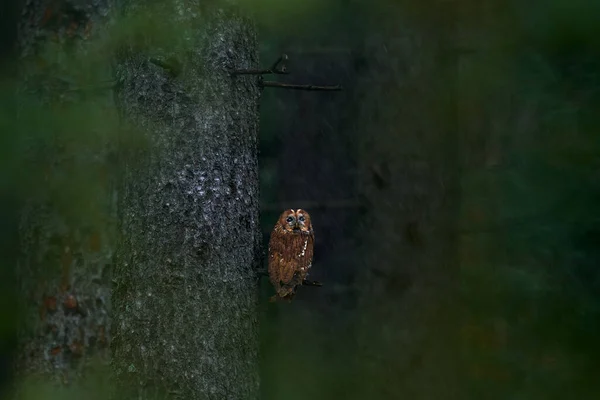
top-left (110, 2), bottom-right (261, 400)
top-left (353, 2), bottom-right (461, 399)
top-left (14, 0), bottom-right (116, 394)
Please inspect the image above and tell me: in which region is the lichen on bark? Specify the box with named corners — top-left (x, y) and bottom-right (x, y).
top-left (111, 1), bottom-right (261, 399)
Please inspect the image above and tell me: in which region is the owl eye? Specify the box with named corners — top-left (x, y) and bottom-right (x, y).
top-left (298, 215), bottom-right (305, 222)
top-left (286, 216), bottom-right (294, 223)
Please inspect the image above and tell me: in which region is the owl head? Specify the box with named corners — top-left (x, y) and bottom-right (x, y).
top-left (277, 209), bottom-right (312, 234)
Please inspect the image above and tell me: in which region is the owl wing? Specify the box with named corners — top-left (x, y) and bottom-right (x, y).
top-left (267, 230), bottom-right (296, 287)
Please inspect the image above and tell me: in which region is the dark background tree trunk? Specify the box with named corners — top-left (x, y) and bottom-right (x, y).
top-left (13, 0), bottom-right (115, 394)
top-left (352, 3), bottom-right (461, 399)
top-left (256, 2), bottom-right (462, 398)
top-left (110, 2), bottom-right (261, 399)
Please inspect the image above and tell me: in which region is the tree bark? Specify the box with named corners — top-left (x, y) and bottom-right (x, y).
top-left (110, 2), bottom-right (261, 400)
top-left (14, 0), bottom-right (116, 394)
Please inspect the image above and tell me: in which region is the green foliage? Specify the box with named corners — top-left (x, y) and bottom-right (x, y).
top-left (1, 2), bottom-right (210, 225)
top-left (13, 357), bottom-right (111, 400)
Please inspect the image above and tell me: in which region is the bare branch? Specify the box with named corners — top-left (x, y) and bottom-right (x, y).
top-left (261, 81), bottom-right (343, 91)
top-left (230, 54), bottom-right (342, 91)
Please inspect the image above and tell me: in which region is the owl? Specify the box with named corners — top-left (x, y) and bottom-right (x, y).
top-left (268, 209), bottom-right (315, 302)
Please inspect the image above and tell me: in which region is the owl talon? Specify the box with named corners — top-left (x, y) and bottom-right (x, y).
top-left (269, 293), bottom-right (295, 303)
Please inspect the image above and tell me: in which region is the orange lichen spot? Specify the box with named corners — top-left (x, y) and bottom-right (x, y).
top-left (40, 6), bottom-right (54, 27)
top-left (69, 340), bottom-right (83, 357)
top-left (66, 21), bottom-right (78, 38)
top-left (84, 21), bottom-right (93, 38)
top-left (40, 295), bottom-right (57, 320)
top-left (89, 232), bottom-right (102, 252)
top-left (50, 346), bottom-right (61, 356)
top-left (44, 296), bottom-right (58, 311)
top-left (64, 294), bottom-right (77, 309)
top-left (98, 325), bottom-right (107, 346)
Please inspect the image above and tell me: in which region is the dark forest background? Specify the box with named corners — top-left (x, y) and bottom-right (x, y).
top-left (2, 0), bottom-right (600, 399)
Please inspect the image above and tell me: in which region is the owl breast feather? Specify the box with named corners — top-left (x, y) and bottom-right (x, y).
top-left (268, 230), bottom-right (314, 287)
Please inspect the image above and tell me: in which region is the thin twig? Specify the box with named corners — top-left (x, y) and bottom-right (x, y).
top-left (230, 69), bottom-right (276, 76)
top-left (283, 47), bottom-right (353, 54)
top-left (230, 54), bottom-right (342, 91)
top-left (261, 81), bottom-right (343, 91)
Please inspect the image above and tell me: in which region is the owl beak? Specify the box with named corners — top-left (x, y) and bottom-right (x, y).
top-left (292, 222), bottom-right (301, 232)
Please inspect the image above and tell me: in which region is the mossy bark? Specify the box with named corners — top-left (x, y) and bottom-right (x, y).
top-left (111, 2), bottom-right (261, 399)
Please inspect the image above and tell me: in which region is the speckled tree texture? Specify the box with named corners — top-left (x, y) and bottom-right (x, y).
top-left (111, 2), bottom-right (261, 400)
top-left (15, 0), bottom-right (114, 391)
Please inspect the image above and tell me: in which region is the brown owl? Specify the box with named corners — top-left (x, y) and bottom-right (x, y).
top-left (268, 209), bottom-right (315, 302)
